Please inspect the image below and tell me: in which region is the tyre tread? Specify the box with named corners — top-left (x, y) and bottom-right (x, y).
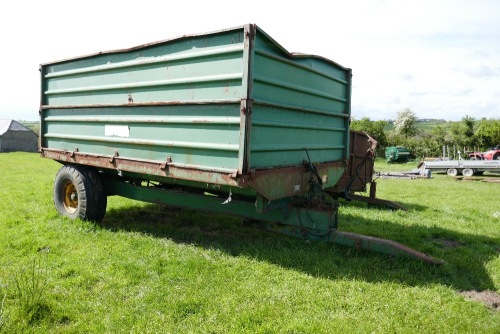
top-left (54, 164), bottom-right (107, 222)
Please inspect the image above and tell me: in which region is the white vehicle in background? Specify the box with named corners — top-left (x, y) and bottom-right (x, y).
top-left (422, 152), bottom-right (500, 177)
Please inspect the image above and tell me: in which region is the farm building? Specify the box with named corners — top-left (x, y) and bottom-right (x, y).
top-left (0, 119), bottom-right (38, 152)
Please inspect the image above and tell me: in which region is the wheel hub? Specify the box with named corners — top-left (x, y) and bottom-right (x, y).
top-left (63, 181), bottom-right (78, 214)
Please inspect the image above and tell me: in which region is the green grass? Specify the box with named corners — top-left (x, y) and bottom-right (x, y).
top-left (0, 153), bottom-right (499, 333)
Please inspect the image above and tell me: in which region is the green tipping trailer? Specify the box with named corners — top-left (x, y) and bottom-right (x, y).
top-left (39, 24), bottom-right (441, 264)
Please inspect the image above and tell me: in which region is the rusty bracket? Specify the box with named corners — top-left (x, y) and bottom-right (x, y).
top-left (241, 98), bottom-right (253, 115)
top-left (160, 156), bottom-right (172, 170)
top-left (241, 106), bottom-right (252, 115)
top-left (109, 151), bottom-right (119, 163)
top-left (69, 148), bottom-right (79, 158)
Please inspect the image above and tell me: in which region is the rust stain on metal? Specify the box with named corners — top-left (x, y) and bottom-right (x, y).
top-left (109, 151), bottom-right (119, 163)
top-left (40, 148), bottom-right (239, 187)
top-left (244, 161), bottom-right (343, 200)
top-left (69, 148), bottom-right (79, 157)
top-left (40, 100), bottom-right (240, 109)
top-left (160, 156), bottom-right (172, 170)
top-left (330, 130), bottom-right (378, 193)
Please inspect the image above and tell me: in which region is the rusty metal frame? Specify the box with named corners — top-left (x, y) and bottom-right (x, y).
top-left (331, 130), bottom-right (377, 193)
top-left (41, 147), bottom-right (345, 200)
top-left (245, 161), bottom-right (344, 200)
top-left (40, 148), bottom-right (240, 187)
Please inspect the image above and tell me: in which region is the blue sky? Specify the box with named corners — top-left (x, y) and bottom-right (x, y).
top-left (1, 0), bottom-right (499, 121)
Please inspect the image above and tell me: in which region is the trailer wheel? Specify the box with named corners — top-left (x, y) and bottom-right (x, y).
top-left (462, 168), bottom-right (474, 177)
top-left (54, 164), bottom-right (107, 222)
top-left (446, 168), bottom-right (458, 176)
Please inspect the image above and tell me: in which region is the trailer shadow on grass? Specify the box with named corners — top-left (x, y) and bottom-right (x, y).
top-left (337, 197), bottom-right (427, 212)
top-left (102, 203), bottom-right (499, 292)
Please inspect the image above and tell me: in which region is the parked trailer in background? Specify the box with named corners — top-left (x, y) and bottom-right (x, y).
top-left (39, 24), bottom-right (441, 263)
top-left (422, 154), bottom-right (500, 176)
top-left (423, 160), bottom-right (500, 176)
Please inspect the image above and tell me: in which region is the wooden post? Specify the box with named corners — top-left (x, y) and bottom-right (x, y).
top-left (369, 181), bottom-right (377, 199)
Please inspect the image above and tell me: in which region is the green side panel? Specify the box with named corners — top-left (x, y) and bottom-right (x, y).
top-left (42, 104), bottom-right (241, 171)
top-left (42, 30), bottom-right (246, 106)
top-left (252, 31), bottom-right (349, 114)
top-left (250, 104), bottom-right (346, 168)
top-left (249, 30), bottom-right (350, 168)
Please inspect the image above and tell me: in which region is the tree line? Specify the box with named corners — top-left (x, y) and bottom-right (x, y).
top-left (351, 108), bottom-right (500, 159)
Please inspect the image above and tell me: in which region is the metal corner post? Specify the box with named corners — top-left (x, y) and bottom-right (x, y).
top-left (39, 64), bottom-right (48, 150)
top-left (344, 68), bottom-right (353, 161)
top-left (237, 24), bottom-right (256, 175)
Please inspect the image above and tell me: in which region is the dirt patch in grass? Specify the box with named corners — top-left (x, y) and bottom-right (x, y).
top-left (440, 239), bottom-right (463, 249)
top-left (482, 179), bottom-right (500, 183)
top-left (433, 238), bottom-right (464, 249)
top-left (460, 290), bottom-right (500, 311)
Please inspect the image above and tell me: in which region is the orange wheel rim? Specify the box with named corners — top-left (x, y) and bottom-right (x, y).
top-left (62, 181), bottom-right (78, 214)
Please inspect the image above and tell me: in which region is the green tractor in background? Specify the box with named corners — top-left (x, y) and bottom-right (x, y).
top-left (385, 146), bottom-right (411, 163)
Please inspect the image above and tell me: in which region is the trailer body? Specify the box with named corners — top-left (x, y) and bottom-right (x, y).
top-left (40, 24), bottom-right (351, 201)
top-left (39, 24), bottom-right (442, 264)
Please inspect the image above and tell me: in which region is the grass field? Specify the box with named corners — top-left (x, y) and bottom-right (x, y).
top-left (0, 153), bottom-right (499, 333)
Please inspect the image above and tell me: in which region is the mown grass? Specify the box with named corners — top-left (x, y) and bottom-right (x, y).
top-left (0, 153), bottom-right (498, 333)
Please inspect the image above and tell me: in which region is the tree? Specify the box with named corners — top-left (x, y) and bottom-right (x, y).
top-left (475, 119), bottom-right (500, 149)
top-left (394, 108), bottom-right (418, 138)
top-left (450, 115), bottom-right (478, 149)
top-left (461, 115), bottom-right (476, 148)
top-left (431, 124), bottom-right (447, 143)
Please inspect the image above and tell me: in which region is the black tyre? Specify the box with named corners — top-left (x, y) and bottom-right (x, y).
top-left (446, 168), bottom-right (458, 177)
top-left (462, 168), bottom-right (474, 177)
top-left (54, 164), bottom-right (107, 222)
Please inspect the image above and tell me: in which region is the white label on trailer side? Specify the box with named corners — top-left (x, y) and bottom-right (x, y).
top-left (105, 125), bottom-right (130, 138)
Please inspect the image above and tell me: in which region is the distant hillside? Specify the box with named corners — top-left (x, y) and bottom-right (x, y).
top-left (20, 121), bottom-right (40, 135)
top-left (384, 119), bottom-right (451, 133)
